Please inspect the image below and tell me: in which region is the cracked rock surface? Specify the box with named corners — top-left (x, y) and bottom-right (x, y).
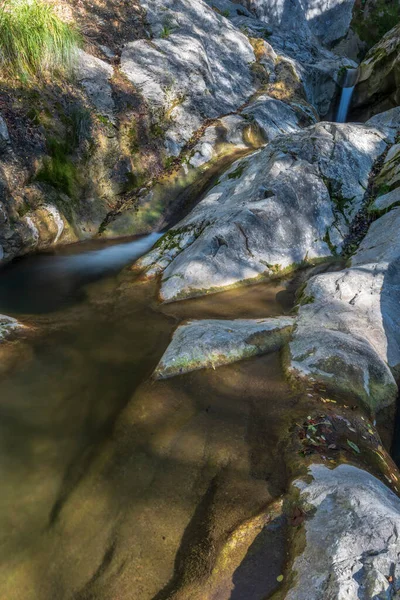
top-left (286, 464), bottom-right (400, 600)
top-left (138, 114), bottom-right (397, 302)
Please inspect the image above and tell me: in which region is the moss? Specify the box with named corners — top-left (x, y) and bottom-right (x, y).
top-left (322, 229), bottom-right (337, 255)
top-left (352, 0), bottom-right (400, 49)
top-left (36, 139), bottom-right (79, 198)
top-left (227, 163), bottom-right (246, 180)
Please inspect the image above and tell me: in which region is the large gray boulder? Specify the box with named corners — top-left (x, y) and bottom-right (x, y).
top-left (137, 118), bottom-right (392, 302)
top-left (285, 464), bottom-right (400, 599)
top-left (121, 0), bottom-right (257, 156)
top-left (289, 207), bottom-right (400, 412)
top-left (154, 316), bottom-right (294, 378)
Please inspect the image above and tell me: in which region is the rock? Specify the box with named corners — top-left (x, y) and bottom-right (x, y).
top-left (0, 315), bottom-right (24, 342)
top-left (242, 94), bottom-right (308, 139)
top-left (286, 464), bottom-right (400, 600)
top-left (371, 187), bottom-right (400, 212)
top-left (154, 316), bottom-right (294, 378)
top-left (0, 115), bottom-right (10, 149)
top-left (352, 23), bottom-right (400, 120)
top-left (120, 0), bottom-right (257, 155)
top-left (76, 50), bottom-right (115, 119)
top-left (101, 94), bottom-right (304, 239)
top-left (289, 207), bottom-right (400, 412)
top-left (204, 0), bottom-right (253, 18)
top-left (238, 0), bottom-right (356, 46)
top-left (138, 119), bottom-right (391, 302)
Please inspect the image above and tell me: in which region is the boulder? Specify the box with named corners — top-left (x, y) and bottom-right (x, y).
top-left (371, 187), bottom-right (400, 212)
top-left (154, 316), bottom-right (294, 378)
top-left (285, 464), bottom-right (400, 599)
top-left (101, 94), bottom-right (305, 239)
top-left (289, 207), bottom-right (400, 412)
top-left (352, 23), bottom-right (400, 120)
top-left (121, 0), bottom-right (257, 156)
top-left (137, 118), bottom-right (392, 302)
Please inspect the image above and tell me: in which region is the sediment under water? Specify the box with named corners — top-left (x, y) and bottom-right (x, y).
top-left (0, 237), bottom-right (305, 600)
top-left (0, 237), bottom-right (395, 599)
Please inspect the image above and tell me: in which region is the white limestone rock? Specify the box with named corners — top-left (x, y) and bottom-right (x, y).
top-left (154, 316), bottom-right (294, 378)
top-left (121, 0), bottom-right (257, 155)
top-left (286, 464), bottom-right (400, 600)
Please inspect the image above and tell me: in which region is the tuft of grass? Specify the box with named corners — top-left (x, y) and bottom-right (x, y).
top-left (0, 0), bottom-right (82, 80)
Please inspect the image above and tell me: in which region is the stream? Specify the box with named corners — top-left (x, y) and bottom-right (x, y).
top-left (0, 235), bottom-right (309, 600)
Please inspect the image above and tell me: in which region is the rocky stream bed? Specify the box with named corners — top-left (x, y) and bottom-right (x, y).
top-left (2, 0), bottom-right (400, 598)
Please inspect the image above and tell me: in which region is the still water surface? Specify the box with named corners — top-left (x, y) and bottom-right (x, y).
top-left (0, 236), bottom-right (303, 600)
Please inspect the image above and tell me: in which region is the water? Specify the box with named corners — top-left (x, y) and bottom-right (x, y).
top-left (336, 68), bottom-right (358, 124)
top-left (0, 238), bottom-right (303, 600)
top-left (0, 232), bottom-right (161, 313)
top-left (336, 86), bottom-right (355, 123)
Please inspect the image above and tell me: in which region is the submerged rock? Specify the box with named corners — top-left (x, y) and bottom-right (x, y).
top-left (154, 316), bottom-right (293, 378)
top-left (138, 117), bottom-right (393, 302)
top-left (285, 464), bottom-right (400, 599)
top-left (0, 315), bottom-right (25, 342)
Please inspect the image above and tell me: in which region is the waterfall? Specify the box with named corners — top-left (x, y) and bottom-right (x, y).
top-left (336, 68), bottom-right (358, 124)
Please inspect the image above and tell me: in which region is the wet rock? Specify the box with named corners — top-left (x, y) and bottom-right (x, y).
top-left (0, 315), bottom-right (24, 342)
top-left (289, 207), bottom-right (400, 412)
top-left (154, 316), bottom-right (294, 378)
top-left (102, 95), bottom-right (303, 239)
top-left (138, 119), bottom-right (391, 302)
top-left (121, 0), bottom-right (257, 156)
top-left (285, 464), bottom-right (400, 600)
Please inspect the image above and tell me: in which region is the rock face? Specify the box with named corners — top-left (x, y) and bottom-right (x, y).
top-left (153, 317), bottom-right (294, 378)
top-left (286, 464), bottom-right (400, 600)
top-left (100, 95), bottom-right (306, 239)
top-left (138, 116), bottom-right (394, 303)
top-left (240, 0), bottom-right (356, 47)
top-left (289, 206), bottom-right (400, 413)
top-left (121, 0), bottom-right (257, 156)
top-left (352, 23), bottom-right (400, 120)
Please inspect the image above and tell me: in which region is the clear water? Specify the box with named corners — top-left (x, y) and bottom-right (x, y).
top-left (0, 238), bottom-right (304, 600)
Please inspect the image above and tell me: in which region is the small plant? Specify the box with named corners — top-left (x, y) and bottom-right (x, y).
top-left (0, 0), bottom-right (82, 80)
top-left (160, 24), bottom-right (173, 39)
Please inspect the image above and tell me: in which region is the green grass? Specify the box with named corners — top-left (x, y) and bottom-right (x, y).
top-left (0, 0), bottom-right (81, 80)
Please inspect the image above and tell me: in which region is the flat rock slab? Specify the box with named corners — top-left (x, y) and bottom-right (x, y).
top-left (154, 317), bottom-right (294, 379)
top-left (286, 464), bottom-right (400, 599)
